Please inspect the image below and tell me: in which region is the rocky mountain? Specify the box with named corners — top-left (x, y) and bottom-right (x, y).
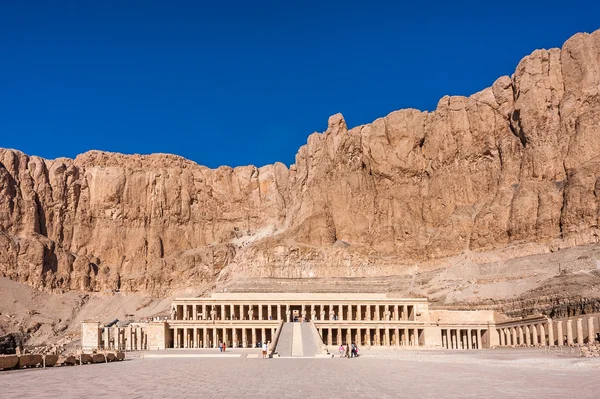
top-left (1, 29), bottom-right (600, 297)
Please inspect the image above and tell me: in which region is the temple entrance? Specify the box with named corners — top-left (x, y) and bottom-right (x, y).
top-left (290, 305), bottom-right (303, 322)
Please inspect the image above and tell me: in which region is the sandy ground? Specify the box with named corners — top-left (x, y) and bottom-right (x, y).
top-left (0, 277), bottom-right (171, 349)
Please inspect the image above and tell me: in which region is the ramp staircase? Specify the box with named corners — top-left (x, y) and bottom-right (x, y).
top-left (275, 322), bottom-right (327, 358)
top-left (275, 322), bottom-right (294, 357)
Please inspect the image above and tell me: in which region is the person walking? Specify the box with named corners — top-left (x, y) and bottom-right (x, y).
top-left (345, 343), bottom-right (350, 359)
top-left (223, 342), bottom-right (226, 352)
top-left (339, 344), bottom-right (344, 357)
top-left (262, 342), bottom-right (268, 359)
top-left (219, 342), bottom-right (223, 352)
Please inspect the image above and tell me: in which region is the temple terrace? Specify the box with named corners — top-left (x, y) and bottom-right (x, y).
top-left (82, 293), bottom-right (600, 354)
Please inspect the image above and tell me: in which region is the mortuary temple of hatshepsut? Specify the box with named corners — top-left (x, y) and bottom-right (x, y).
top-left (82, 293), bottom-right (600, 354)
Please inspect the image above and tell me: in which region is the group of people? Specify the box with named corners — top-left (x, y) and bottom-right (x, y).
top-left (218, 341), bottom-right (269, 358)
top-left (338, 343), bottom-right (359, 358)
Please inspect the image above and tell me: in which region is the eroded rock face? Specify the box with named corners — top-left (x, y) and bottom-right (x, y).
top-left (1, 30), bottom-right (600, 296)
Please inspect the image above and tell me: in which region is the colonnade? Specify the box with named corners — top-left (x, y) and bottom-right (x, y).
top-left (496, 316), bottom-right (599, 347)
top-left (172, 302), bottom-right (417, 322)
top-left (317, 326), bottom-right (423, 347)
top-left (172, 326), bottom-right (277, 349)
top-left (99, 326), bottom-right (146, 351)
top-left (440, 328), bottom-right (484, 349)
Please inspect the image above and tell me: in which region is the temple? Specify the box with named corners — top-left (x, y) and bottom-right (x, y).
top-left (81, 293), bottom-right (600, 353)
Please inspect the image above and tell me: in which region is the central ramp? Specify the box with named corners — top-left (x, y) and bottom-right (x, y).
top-left (275, 322), bottom-right (294, 357)
top-left (275, 322), bottom-right (323, 357)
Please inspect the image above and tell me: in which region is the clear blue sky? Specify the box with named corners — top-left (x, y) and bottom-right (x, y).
top-left (1, 1), bottom-right (598, 168)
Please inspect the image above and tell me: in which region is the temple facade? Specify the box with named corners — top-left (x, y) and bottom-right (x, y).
top-left (81, 293), bottom-right (600, 352)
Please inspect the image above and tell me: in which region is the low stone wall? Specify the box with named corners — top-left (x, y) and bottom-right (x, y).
top-left (0, 351), bottom-right (126, 371)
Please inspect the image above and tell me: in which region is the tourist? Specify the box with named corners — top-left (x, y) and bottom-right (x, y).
top-left (262, 341), bottom-right (268, 359)
top-left (223, 342), bottom-right (226, 352)
top-left (351, 343), bottom-right (356, 357)
top-left (219, 342), bottom-right (223, 352)
top-left (346, 343), bottom-right (350, 358)
top-left (339, 344), bottom-right (344, 357)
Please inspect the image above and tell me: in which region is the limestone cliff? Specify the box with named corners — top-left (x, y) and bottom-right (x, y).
top-left (2, 29), bottom-right (600, 296)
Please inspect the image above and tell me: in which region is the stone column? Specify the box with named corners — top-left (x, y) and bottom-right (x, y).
top-left (511, 328), bottom-right (517, 347)
top-left (277, 305), bottom-right (282, 321)
top-left (337, 328), bottom-right (342, 345)
top-left (385, 328), bottom-right (390, 346)
top-left (366, 305), bottom-right (371, 321)
top-left (576, 318), bottom-right (584, 345)
top-left (346, 329), bottom-right (352, 346)
top-left (192, 328), bottom-right (197, 348)
top-left (588, 317), bottom-right (596, 344)
top-left (548, 319), bottom-right (555, 346)
top-left (403, 305), bottom-right (408, 320)
top-left (230, 304), bottom-right (235, 320)
top-left (557, 321), bottom-right (564, 346)
top-left (539, 324), bottom-right (546, 346)
top-left (261, 328), bottom-right (266, 345)
top-left (532, 325), bottom-right (538, 346)
top-left (410, 329), bottom-right (415, 346)
top-left (252, 328), bottom-right (257, 348)
top-left (339, 305), bottom-right (344, 321)
top-left (357, 305), bottom-right (362, 321)
top-left (173, 327), bottom-right (178, 348)
top-left (394, 305), bottom-right (399, 321)
top-left (476, 329), bottom-right (482, 349)
top-left (240, 304), bottom-right (244, 320)
top-left (566, 320), bottom-right (574, 345)
top-left (467, 329), bottom-right (472, 349)
top-left (355, 329), bottom-right (360, 345)
top-left (212, 328), bottom-right (217, 348)
top-left (310, 304), bottom-right (315, 321)
top-left (183, 305), bottom-right (188, 321)
top-left (394, 328), bottom-right (400, 346)
top-left (403, 328), bottom-right (409, 346)
top-left (201, 304), bottom-right (206, 320)
top-left (451, 330), bottom-right (457, 349)
top-left (242, 328), bottom-right (247, 348)
top-left (114, 328), bottom-right (120, 350)
top-left (192, 305), bottom-right (198, 321)
top-left (460, 330), bottom-right (466, 349)
top-left (232, 328), bottom-right (238, 348)
top-left (499, 329), bottom-right (505, 346)
top-left (374, 305), bottom-right (380, 321)
top-left (327, 328), bottom-right (333, 346)
top-left (203, 328), bottom-right (208, 348)
top-left (259, 304), bottom-right (263, 321)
